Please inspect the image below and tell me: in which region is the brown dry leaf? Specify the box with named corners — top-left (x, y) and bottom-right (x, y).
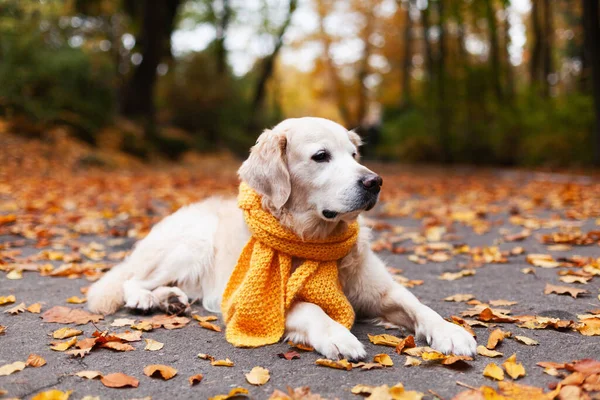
top-left (478, 308), bottom-right (516, 323)
top-left (75, 337), bottom-right (98, 350)
top-left (144, 314), bottom-right (190, 330)
top-left (395, 335), bottom-right (416, 354)
top-left (421, 351), bottom-right (472, 365)
top-left (373, 353), bottom-right (394, 367)
top-left (404, 356), bottom-right (422, 367)
top-left (99, 341), bottom-right (135, 352)
top-left (26, 303), bottom-right (42, 313)
top-left (199, 321), bottom-right (221, 332)
top-left (0, 295), bottom-right (16, 305)
top-left (31, 389), bottom-right (72, 400)
top-left (100, 372), bottom-right (139, 388)
top-left (502, 354), bottom-right (526, 380)
top-left (197, 353), bottom-right (215, 361)
top-left (211, 358), bottom-right (234, 367)
top-left (245, 366), bottom-right (270, 385)
top-left (315, 358), bottom-right (352, 370)
top-left (65, 296), bottom-right (86, 304)
top-left (483, 363), bottom-right (505, 381)
top-left (497, 381), bottom-right (557, 399)
top-left (42, 306), bottom-right (103, 325)
top-left (4, 302), bottom-right (25, 314)
top-left (0, 325), bottom-right (5, 335)
top-left (559, 275), bottom-right (591, 284)
top-left (144, 338), bottom-right (164, 351)
top-left (75, 370), bottom-right (103, 379)
top-left (0, 361), bottom-right (26, 376)
top-left (208, 388), bottom-right (249, 400)
top-left (444, 294), bottom-right (475, 302)
top-left (489, 300), bottom-right (518, 307)
top-left (521, 267), bottom-right (535, 275)
top-left (544, 283), bottom-right (588, 298)
top-left (143, 364), bottom-right (177, 380)
top-left (517, 316), bottom-right (575, 330)
top-left (577, 317), bottom-right (600, 336)
top-left (278, 351), bottom-right (300, 360)
top-left (403, 346), bottom-right (434, 357)
top-left (560, 371), bottom-right (586, 386)
top-left (450, 316), bottom-right (477, 337)
top-left (188, 373), bottom-right (203, 386)
top-left (50, 336), bottom-right (77, 351)
top-left (113, 330), bottom-right (142, 342)
top-left (526, 254), bottom-right (559, 268)
top-left (368, 333), bottom-right (403, 347)
top-left (583, 374), bottom-right (600, 391)
top-left (487, 329), bottom-right (511, 349)
top-left (192, 314), bottom-right (218, 323)
top-left (111, 318), bottom-right (136, 327)
top-left (513, 335), bottom-right (539, 345)
top-left (287, 341), bottom-right (314, 351)
top-left (351, 362), bottom-right (384, 370)
top-left (26, 353), bottom-right (46, 367)
top-left (477, 345), bottom-right (503, 358)
top-left (439, 270), bottom-right (475, 281)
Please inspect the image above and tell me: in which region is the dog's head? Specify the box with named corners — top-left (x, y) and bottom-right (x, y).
top-left (238, 117), bottom-right (382, 233)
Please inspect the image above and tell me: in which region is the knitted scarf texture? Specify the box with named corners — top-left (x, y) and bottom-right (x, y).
top-left (221, 182), bottom-right (358, 347)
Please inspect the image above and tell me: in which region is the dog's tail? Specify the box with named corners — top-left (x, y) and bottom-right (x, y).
top-left (87, 262), bottom-right (133, 315)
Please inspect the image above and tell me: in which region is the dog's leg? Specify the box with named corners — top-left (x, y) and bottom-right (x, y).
top-left (152, 286), bottom-right (190, 315)
top-left (345, 249), bottom-right (477, 356)
top-left (285, 302), bottom-right (366, 360)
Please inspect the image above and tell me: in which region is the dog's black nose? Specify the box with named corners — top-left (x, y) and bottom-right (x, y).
top-left (359, 174), bottom-right (383, 194)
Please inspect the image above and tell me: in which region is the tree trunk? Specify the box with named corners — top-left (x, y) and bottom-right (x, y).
top-left (542, 0), bottom-right (553, 97)
top-left (421, 5), bottom-right (434, 83)
top-left (400, 0), bottom-right (414, 109)
top-left (250, 0), bottom-right (298, 116)
top-left (504, 1), bottom-right (515, 101)
top-left (214, 0), bottom-right (231, 75)
top-left (356, 12), bottom-right (373, 128)
top-left (120, 0), bottom-right (180, 120)
top-left (529, 0), bottom-right (542, 88)
top-left (583, 0), bottom-right (600, 165)
top-left (485, 0), bottom-right (503, 100)
top-left (437, 0), bottom-right (451, 163)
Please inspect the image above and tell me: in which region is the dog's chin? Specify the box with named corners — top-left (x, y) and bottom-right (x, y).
top-left (321, 196), bottom-right (379, 222)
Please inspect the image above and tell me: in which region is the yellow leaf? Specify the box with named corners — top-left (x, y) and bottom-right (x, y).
top-left (75, 370), bottom-right (102, 379)
top-left (368, 333), bottom-right (404, 347)
top-left (404, 356), bottom-right (422, 367)
top-left (26, 303), bottom-right (42, 313)
top-left (576, 317), bottom-right (600, 336)
top-left (513, 335), bottom-right (539, 345)
top-left (208, 388), bottom-right (249, 400)
top-left (477, 345), bottom-right (503, 358)
top-left (502, 354), bottom-right (526, 380)
top-left (198, 321), bottom-right (221, 332)
top-left (438, 270), bottom-right (475, 281)
top-left (211, 358), bottom-right (234, 367)
top-left (188, 373), bottom-right (203, 386)
top-left (143, 364), bottom-right (177, 380)
top-left (31, 390), bottom-right (72, 400)
top-left (0, 361), bottom-right (26, 376)
top-left (6, 269), bottom-right (22, 280)
top-left (0, 295), bottom-right (16, 305)
top-left (245, 366), bottom-right (270, 385)
top-left (66, 296), bottom-right (86, 304)
top-left (144, 338), bottom-right (164, 351)
top-left (483, 363), bottom-right (505, 381)
top-left (351, 384), bottom-right (376, 395)
top-left (421, 351), bottom-right (446, 361)
top-left (131, 320), bottom-right (153, 331)
top-left (444, 294), bottom-right (474, 302)
top-left (487, 329), bottom-right (511, 350)
top-left (192, 314), bottom-right (218, 323)
top-left (315, 358), bottom-right (352, 370)
top-left (373, 353), bottom-right (394, 367)
top-left (4, 302), bottom-right (25, 314)
top-left (50, 337), bottom-right (77, 351)
top-left (111, 318), bottom-right (136, 327)
top-left (52, 327), bottom-right (83, 339)
top-left (26, 354), bottom-right (46, 367)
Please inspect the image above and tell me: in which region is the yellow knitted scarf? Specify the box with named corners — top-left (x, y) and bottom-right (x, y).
top-left (221, 182), bottom-right (358, 347)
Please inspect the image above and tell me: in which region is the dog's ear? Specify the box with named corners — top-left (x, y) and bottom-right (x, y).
top-left (238, 129), bottom-right (291, 209)
top-left (348, 130), bottom-right (363, 157)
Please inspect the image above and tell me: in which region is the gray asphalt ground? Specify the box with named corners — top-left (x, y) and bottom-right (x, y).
top-left (1, 212), bottom-right (599, 400)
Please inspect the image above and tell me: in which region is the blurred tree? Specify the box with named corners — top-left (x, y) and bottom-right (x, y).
top-left (582, 0), bottom-right (600, 165)
top-left (399, 0), bottom-right (414, 110)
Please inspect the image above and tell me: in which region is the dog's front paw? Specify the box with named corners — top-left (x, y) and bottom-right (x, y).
top-left (124, 289), bottom-right (157, 312)
top-left (313, 325), bottom-right (366, 361)
top-left (425, 320), bottom-right (477, 356)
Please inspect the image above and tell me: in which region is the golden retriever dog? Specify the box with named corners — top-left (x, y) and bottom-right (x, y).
top-left (87, 117), bottom-right (477, 359)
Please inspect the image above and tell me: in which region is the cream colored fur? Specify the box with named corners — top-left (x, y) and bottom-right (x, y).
top-left (87, 117), bottom-right (477, 359)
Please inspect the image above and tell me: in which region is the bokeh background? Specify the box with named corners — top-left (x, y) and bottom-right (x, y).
top-left (1, 0), bottom-right (599, 167)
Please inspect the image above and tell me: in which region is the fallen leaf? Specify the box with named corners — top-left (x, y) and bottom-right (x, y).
top-left (394, 335), bottom-right (416, 354)
top-left (0, 325), bottom-right (5, 335)
top-left (26, 303), bottom-right (42, 313)
top-left (497, 381), bottom-right (556, 399)
top-left (439, 270), bottom-right (475, 280)
top-left (351, 384), bottom-right (376, 395)
top-left (66, 296), bottom-right (86, 304)
top-left (489, 300), bottom-right (518, 307)
top-left (502, 353), bottom-right (526, 380)
top-left (52, 327), bottom-right (83, 339)
top-left (144, 338), bottom-right (164, 351)
top-left (245, 366), bottom-right (270, 385)
top-left (50, 336), bottom-right (77, 351)
top-left (576, 317), bottom-right (600, 336)
top-left (373, 353), bottom-right (394, 367)
top-left (0, 361), bottom-right (26, 376)
top-left (445, 294), bottom-right (475, 302)
top-left (0, 295), bottom-right (16, 305)
top-left (99, 341), bottom-right (134, 352)
top-left (197, 353), bottom-right (215, 361)
top-left (144, 314), bottom-right (190, 330)
top-left (278, 351), bottom-right (300, 360)
top-left (315, 358), bottom-right (352, 370)
top-left (421, 351), bottom-right (472, 365)
top-left (131, 320), bottom-right (153, 331)
top-left (478, 308), bottom-right (516, 323)
top-left (188, 373), bottom-right (203, 386)
top-left (42, 306), bottom-right (103, 325)
top-left (26, 353), bottom-right (46, 367)
top-left (483, 363), bottom-right (505, 381)
top-left (110, 330), bottom-right (142, 342)
top-left (521, 267), bottom-right (535, 274)
top-left (441, 355), bottom-right (473, 365)
top-left (477, 345), bottom-right (503, 358)
top-left (143, 364), bottom-right (177, 380)
top-left (6, 269), bottom-right (22, 279)
top-left (544, 283), bottom-right (588, 298)
top-left (208, 388), bottom-right (249, 400)
top-left (211, 358), bottom-right (234, 367)
top-left (513, 335), bottom-right (539, 345)
top-left (351, 362), bottom-right (384, 370)
top-left (100, 372), bottom-right (139, 388)
top-left (31, 390), bottom-right (72, 400)
top-left (111, 318), bottom-right (136, 327)
top-left (559, 275), bottom-right (591, 284)
top-left (198, 321), bottom-right (221, 332)
top-left (287, 341), bottom-right (314, 351)
top-left (4, 302), bottom-right (25, 314)
top-left (404, 356), bottom-right (422, 367)
top-left (526, 254), bottom-right (559, 268)
top-left (403, 346), bottom-right (434, 357)
top-left (368, 333), bottom-right (403, 347)
top-left (75, 370), bottom-right (103, 379)
top-left (487, 329), bottom-right (511, 349)
top-left (192, 314), bottom-right (218, 323)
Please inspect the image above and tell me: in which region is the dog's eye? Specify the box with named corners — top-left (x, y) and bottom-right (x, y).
top-left (352, 152), bottom-right (357, 158)
top-left (311, 150), bottom-right (330, 163)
